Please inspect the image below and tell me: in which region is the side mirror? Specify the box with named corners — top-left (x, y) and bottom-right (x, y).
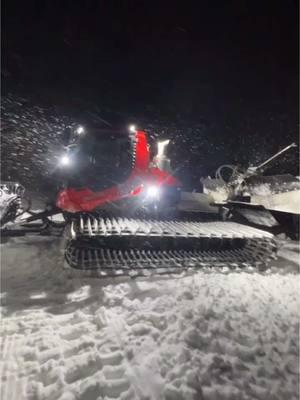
top-left (61, 127), bottom-right (72, 146)
top-left (157, 139), bottom-right (170, 157)
top-left (153, 139), bottom-right (172, 172)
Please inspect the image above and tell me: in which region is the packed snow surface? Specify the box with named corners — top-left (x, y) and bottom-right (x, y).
top-left (1, 236), bottom-right (299, 400)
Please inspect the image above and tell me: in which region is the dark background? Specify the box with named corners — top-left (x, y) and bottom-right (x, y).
top-left (1, 0), bottom-right (299, 192)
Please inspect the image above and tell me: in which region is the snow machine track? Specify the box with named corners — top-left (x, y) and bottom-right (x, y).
top-left (65, 217), bottom-right (276, 276)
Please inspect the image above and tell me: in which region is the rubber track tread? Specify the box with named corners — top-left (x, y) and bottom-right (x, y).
top-left (65, 218), bottom-right (276, 275)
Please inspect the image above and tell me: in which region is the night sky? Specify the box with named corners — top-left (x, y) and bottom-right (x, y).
top-left (1, 0), bottom-right (299, 190)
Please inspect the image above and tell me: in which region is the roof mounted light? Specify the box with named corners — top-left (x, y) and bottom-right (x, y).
top-left (129, 124), bottom-right (136, 133)
top-left (76, 125), bottom-right (85, 135)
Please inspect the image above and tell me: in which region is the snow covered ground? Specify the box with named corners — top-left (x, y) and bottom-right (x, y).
top-left (1, 235), bottom-right (299, 400)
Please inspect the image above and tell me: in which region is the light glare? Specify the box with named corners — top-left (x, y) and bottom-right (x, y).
top-left (76, 125), bottom-right (84, 135)
top-left (147, 185), bottom-right (160, 198)
top-left (129, 124), bottom-right (136, 133)
top-left (61, 154), bottom-right (71, 166)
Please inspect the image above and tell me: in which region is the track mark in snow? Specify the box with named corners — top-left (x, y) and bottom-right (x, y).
top-left (63, 352), bottom-right (102, 384)
top-left (103, 309), bottom-right (153, 400)
top-left (1, 309), bottom-right (136, 400)
top-left (0, 330), bottom-right (27, 400)
top-left (1, 236), bottom-right (299, 400)
top-left (102, 364), bottom-right (126, 380)
top-left (98, 350), bottom-right (123, 366)
top-left (63, 339), bottom-right (95, 359)
top-left (60, 325), bottom-right (90, 341)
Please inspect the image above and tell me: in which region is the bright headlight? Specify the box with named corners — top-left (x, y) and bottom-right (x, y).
top-left (146, 185), bottom-right (160, 198)
top-left (60, 154), bottom-right (71, 166)
top-left (76, 125), bottom-right (85, 135)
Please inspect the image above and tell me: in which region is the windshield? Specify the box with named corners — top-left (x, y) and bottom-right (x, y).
top-left (67, 133), bottom-right (134, 191)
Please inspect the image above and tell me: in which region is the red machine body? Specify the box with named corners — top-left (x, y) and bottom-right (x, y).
top-left (56, 130), bottom-right (180, 212)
